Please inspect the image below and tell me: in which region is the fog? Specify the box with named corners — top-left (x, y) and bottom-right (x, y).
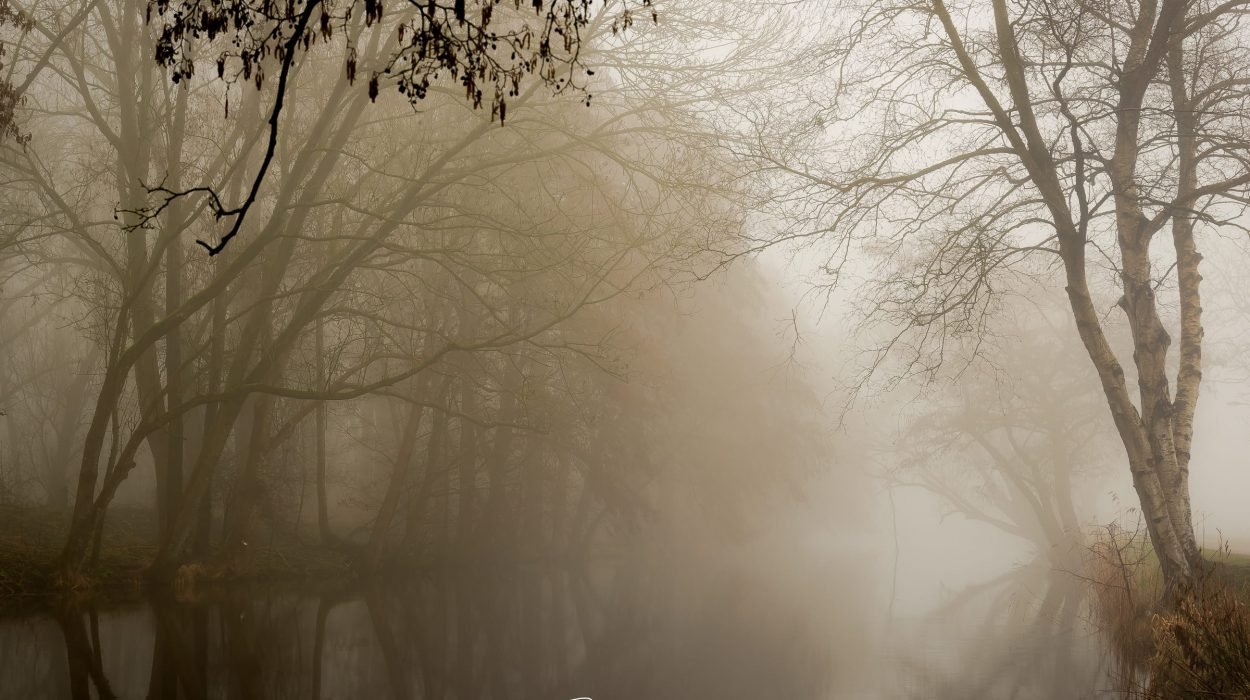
top-left (1, 0), bottom-right (1249, 697)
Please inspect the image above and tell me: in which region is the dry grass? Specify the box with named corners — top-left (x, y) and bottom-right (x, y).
top-left (1086, 518), bottom-right (1250, 699)
top-left (1087, 523), bottom-right (1159, 676)
top-left (1149, 583), bottom-right (1250, 699)
top-left (0, 505), bottom-right (151, 601)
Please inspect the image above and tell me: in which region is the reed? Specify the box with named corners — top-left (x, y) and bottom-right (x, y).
top-left (1086, 517), bottom-right (1250, 698)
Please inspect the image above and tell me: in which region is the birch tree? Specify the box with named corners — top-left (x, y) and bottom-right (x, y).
top-left (756, 0), bottom-right (1250, 590)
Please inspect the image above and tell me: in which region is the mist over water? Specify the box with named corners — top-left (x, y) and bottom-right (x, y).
top-left (0, 533), bottom-right (1117, 699)
top-left (2, 0), bottom-right (1250, 696)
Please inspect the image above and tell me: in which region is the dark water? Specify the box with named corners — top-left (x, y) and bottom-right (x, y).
top-left (0, 550), bottom-right (1120, 699)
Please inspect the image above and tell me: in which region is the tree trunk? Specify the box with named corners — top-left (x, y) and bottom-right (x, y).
top-left (314, 317), bottom-right (332, 544)
top-left (160, 82), bottom-right (190, 536)
top-left (59, 359), bottom-right (131, 583)
top-left (456, 378), bottom-right (479, 548)
top-left (365, 394), bottom-right (428, 568)
top-left (45, 353), bottom-right (97, 510)
top-left (482, 364), bottom-right (520, 549)
top-left (217, 389), bottom-right (275, 573)
top-left (404, 376), bottom-right (452, 554)
top-left (1166, 29), bottom-right (1205, 573)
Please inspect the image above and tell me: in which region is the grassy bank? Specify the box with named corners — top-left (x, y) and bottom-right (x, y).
top-left (0, 505), bottom-right (355, 612)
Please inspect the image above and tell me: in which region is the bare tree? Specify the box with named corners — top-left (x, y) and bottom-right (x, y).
top-left (886, 291), bottom-right (1117, 565)
top-left (750, 0), bottom-right (1250, 590)
top-left (0, 0), bottom-right (796, 591)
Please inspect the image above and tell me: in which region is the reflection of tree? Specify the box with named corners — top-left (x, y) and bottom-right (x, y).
top-left (147, 598), bottom-right (203, 699)
top-left (23, 558), bottom-right (861, 699)
top-left (890, 568), bottom-right (1118, 700)
top-left (56, 608), bottom-right (115, 700)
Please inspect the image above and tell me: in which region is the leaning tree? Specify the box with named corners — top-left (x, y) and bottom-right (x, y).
top-left (886, 290), bottom-right (1119, 564)
top-left (750, 0), bottom-right (1250, 590)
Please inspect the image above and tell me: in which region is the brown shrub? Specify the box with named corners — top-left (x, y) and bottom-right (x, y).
top-left (1148, 583), bottom-right (1250, 699)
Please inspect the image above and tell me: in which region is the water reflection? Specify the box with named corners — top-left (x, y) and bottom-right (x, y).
top-left (0, 552), bottom-right (870, 700)
top-left (0, 557), bottom-right (1129, 699)
top-left (883, 567), bottom-right (1121, 699)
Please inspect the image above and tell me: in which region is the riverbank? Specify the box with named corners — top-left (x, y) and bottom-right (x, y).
top-left (0, 504), bottom-right (632, 614)
top-left (1089, 535), bottom-right (1250, 698)
top-left (0, 505), bottom-right (355, 613)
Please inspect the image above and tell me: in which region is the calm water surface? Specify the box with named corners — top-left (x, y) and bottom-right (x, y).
top-left (0, 548), bottom-right (1122, 699)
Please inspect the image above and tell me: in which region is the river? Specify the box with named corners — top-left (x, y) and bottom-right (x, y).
top-left (0, 538), bottom-right (1127, 699)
